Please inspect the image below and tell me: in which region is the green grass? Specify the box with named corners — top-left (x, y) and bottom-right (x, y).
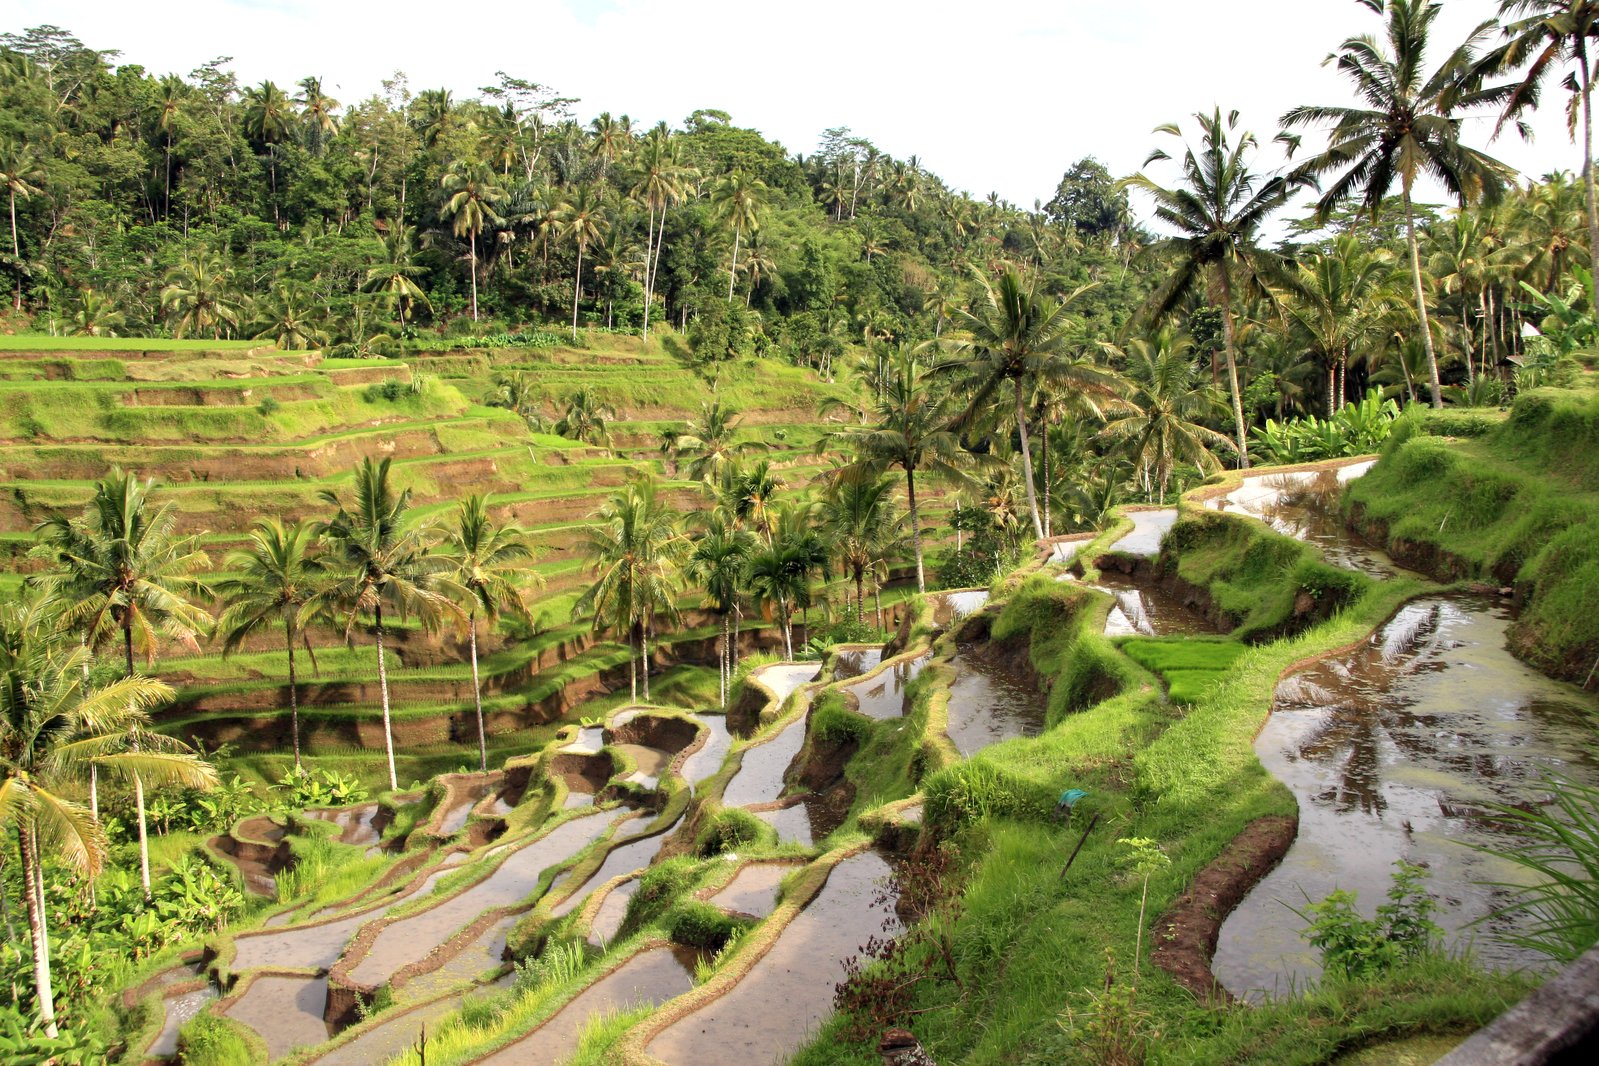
top-left (0, 334), bottom-right (263, 351)
top-left (1121, 636), bottom-right (1249, 704)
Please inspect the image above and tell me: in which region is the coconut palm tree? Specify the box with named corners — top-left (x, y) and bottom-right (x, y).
top-left (29, 469), bottom-right (213, 897)
top-left (0, 594), bottom-right (176, 1037)
top-left (1487, 1), bottom-right (1599, 287)
top-left (161, 251), bottom-right (246, 339)
top-left (214, 519), bottom-right (326, 770)
top-left (556, 184), bottom-right (609, 340)
top-left (747, 541), bottom-right (809, 660)
top-left (942, 268), bottom-right (1115, 538)
top-left (1285, 234), bottom-right (1401, 413)
top-left (241, 80), bottom-right (291, 225)
top-left (820, 475), bottom-right (905, 623)
top-left (821, 348), bottom-right (968, 593)
top-left (729, 459), bottom-right (783, 546)
top-left (295, 76), bottom-right (340, 156)
top-left (554, 386), bottom-right (616, 445)
top-left (317, 458), bottom-right (461, 791)
top-left (575, 479), bottom-right (683, 702)
top-left (440, 161), bottom-right (506, 322)
top-left (1122, 108), bottom-right (1301, 463)
top-left (253, 280), bottom-right (330, 350)
top-left (1282, 0), bottom-right (1516, 408)
top-left (631, 130), bottom-right (692, 336)
top-left (1097, 331), bottom-right (1234, 503)
top-left (148, 74), bottom-right (184, 218)
top-left (440, 496), bottom-right (538, 771)
top-left (0, 140), bottom-right (41, 310)
top-left (363, 223), bottom-right (431, 330)
top-left (686, 514), bottom-right (754, 707)
top-left (660, 401), bottom-right (769, 485)
top-left (712, 171), bottom-right (768, 302)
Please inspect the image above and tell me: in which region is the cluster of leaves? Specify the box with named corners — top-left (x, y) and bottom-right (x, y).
top-left (273, 765), bottom-right (370, 810)
top-left (1250, 390), bottom-right (1401, 464)
top-left (1299, 860), bottom-right (1442, 981)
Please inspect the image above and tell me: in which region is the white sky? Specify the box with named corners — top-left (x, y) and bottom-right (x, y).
top-left (10, 0), bottom-right (1584, 217)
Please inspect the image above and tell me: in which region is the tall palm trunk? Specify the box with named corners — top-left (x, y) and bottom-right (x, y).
top-left (10, 188), bottom-right (20, 311)
top-left (719, 611), bottom-right (728, 708)
top-left (1403, 189), bottom-right (1444, 409)
top-left (1040, 414), bottom-right (1052, 538)
top-left (1013, 385), bottom-right (1046, 540)
top-left (905, 466), bottom-right (925, 594)
top-left (468, 609), bottom-right (487, 772)
top-left (1580, 38), bottom-right (1599, 291)
top-left (374, 602), bottom-right (398, 792)
top-left (642, 204), bottom-right (657, 339)
top-left (727, 223), bottom-right (741, 302)
top-left (628, 622), bottom-right (638, 701)
top-left (18, 824), bottom-right (57, 1038)
top-left (1217, 268), bottom-right (1250, 467)
top-left (123, 626), bottom-right (152, 899)
top-left (571, 244), bottom-right (583, 341)
top-left (469, 230), bottom-right (480, 322)
top-left (874, 584), bottom-right (883, 632)
top-left (285, 621), bottom-right (301, 770)
top-left (642, 610), bottom-right (652, 703)
top-left (855, 571), bottom-right (866, 624)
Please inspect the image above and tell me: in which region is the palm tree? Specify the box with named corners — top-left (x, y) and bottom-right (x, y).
top-left (943, 269), bottom-right (1115, 538)
top-left (554, 387), bottom-right (616, 445)
top-left (440, 161), bottom-right (506, 322)
top-left (661, 401), bottom-right (768, 484)
top-left (1286, 234), bottom-right (1400, 413)
top-left (1488, 1), bottom-right (1599, 288)
top-left (556, 184), bottom-right (609, 340)
top-left (161, 251), bottom-right (245, 339)
top-left (64, 287), bottom-right (126, 337)
top-left (1282, 0), bottom-right (1516, 408)
top-left (29, 470), bottom-right (214, 898)
top-left (253, 281), bottom-right (330, 350)
top-left (712, 171), bottom-right (768, 302)
top-left (575, 479), bottom-right (683, 702)
top-left (820, 475), bottom-right (905, 623)
top-left (0, 140), bottom-right (43, 311)
top-left (0, 594), bottom-right (176, 1037)
top-left (747, 542), bottom-right (809, 660)
top-left (317, 458), bottom-right (461, 791)
top-left (363, 223), bottom-right (431, 330)
top-left (630, 132), bottom-right (690, 337)
top-left (821, 348), bottom-right (968, 593)
top-left (729, 459), bottom-right (783, 546)
top-left (1098, 330), bottom-right (1234, 503)
top-left (148, 74), bottom-right (184, 218)
top-left (1122, 108), bottom-right (1300, 463)
top-left (439, 496), bottom-right (537, 771)
top-left (295, 76), bottom-right (340, 155)
top-left (214, 520), bottom-right (326, 769)
top-left (686, 514), bottom-right (754, 707)
top-left (241, 80), bottom-right (291, 225)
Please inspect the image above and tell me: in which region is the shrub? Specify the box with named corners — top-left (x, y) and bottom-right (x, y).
top-left (177, 1014), bottom-right (258, 1066)
top-left (255, 396), bottom-right (279, 417)
top-left (695, 807), bottom-right (768, 856)
top-left (810, 695), bottom-right (872, 745)
top-left (1299, 861), bottom-right (1441, 981)
top-left (667, 900), bottom-right (744, 950)
top-left (362, 379), bottom-right (408, 403)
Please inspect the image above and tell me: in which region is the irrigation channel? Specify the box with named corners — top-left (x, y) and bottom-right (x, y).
top-left (1195, 463), bottom-right (1599, 1000)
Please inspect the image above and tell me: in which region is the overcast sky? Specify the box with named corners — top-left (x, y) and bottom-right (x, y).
top-left (10, 0), bottom-right (1585, 217)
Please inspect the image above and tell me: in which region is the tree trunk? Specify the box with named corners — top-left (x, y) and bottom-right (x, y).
top-left (285, 621), bottom-right (301, 770)
top-left (469, 610), bottom-right (486, 772)
top-left (874, 584), bottom-right (883, 632)
top-left (855, 572), bottom-right (866, 624)
top-left (728, 223), bottom-right (741, 302)
top-left (10, 189), bottom-right (19, 312)
top-left (19, 824), bottom-right (57, 1038)
top-left (375, 602), bottom-right (398, 792)
top-left (719, 612), bottom-right (728, 708)
top-left (642, 611), bottom-right (652, 702)
top-left (469, 229), bottom-right (479, 322)
top-left (135, 771), bottom-right (152, 899)
top-left (781, 602), bottom-right (793, 659)
top-left (642, 203), bottom-right (656, 339)
top-left (1580, 38), bottom-right (1599, 292)
top-left (1404, 189), bottom-right (1444, 409)
top-left (571, 244), bottom-right (582, 342)
top-left (1327, 361), bottom-right (1336, 418)
top-left (628, 622), bottom-right (638, 702)
top-left (1217, 268), bottom-right (1250, 467)
top-left (1041, 412), bottom-right (1052, 538)
top-left (906, 466), bottom-right (925, 593)
top-left (1014, 385), bottom-right (1046, 540)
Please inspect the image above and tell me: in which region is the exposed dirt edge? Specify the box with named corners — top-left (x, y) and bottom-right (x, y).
top-left (1152, 813), bottom-right (1298, 1004)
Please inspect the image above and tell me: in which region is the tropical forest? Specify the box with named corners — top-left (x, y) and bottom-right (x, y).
top-left (1, 1), bottom-right (1597, 1063)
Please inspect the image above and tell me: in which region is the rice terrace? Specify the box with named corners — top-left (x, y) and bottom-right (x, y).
top-left (2, 2), bottom-right (1599, 1064)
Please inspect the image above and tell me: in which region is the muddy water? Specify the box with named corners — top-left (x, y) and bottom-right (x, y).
top-left (1050, 539), bottom-right (1090, 566)
top-left (1109, 509), bottom-right (1179, 557)
top-left (566, 726), bottom-right (606, 753)
top-left (307, 803), bottom-right (384, 848)
top-left (222, 975), bottom-right (331, 1060)
top-left (1207, 463), bottom-right (1405, 577)
top-left (313, 973), bottom-right (516, 1066)
top-left (1214, 597), bottom-right (1599, 999)
top-left (232, 906), bottom-right (384, 972)
top-left (753, 662), bottom-right (822, 707)
top-left (843, 654), bottom-right (928, 720)
top-left (348, 810), bottom-right (619, 987)
top-left (549, 816), bottom-right (680, 919)
top-left (945, 642), bottom-right (1047, 758)
top-left (678, 714), bottom-right (733, 787)
top-left (930, 589), bottom-right (990, 626)
top-left (722, 716), bottom-right (806, 807)
top-left (708, 863), bottom-right (790, 918)
top-left (146, 985), bottom-right (218, 1058)
top-left (563, 791), bottom-right (595, 810)
top-left (588, 878), bottom-right (639, 947)
top-left (1093, 570), bottom-right (1217, 637)
top-left (403, 912), bottom-right (517, 1000)
top-left (647, 850), bottom-right (902, 1065)
top-left (756, 797), bottom-right (841, 848)
top-left (833, 645), bottom-right (884, 681)
top-left (613, 743), bottom-right (672, 789)
top-left (479, 946), bottom-right (702, 1066)
top-left (438, 778), bottom-right (497, 836)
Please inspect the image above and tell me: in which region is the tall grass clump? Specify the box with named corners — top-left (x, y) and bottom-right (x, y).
top-left (1477, 773), bottom-right (1599, 963)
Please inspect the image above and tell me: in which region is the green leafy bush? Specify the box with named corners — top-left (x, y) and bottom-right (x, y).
top-left (695, 807), bottom-right (768, 856)
top-left (1300, 861), bottom-right (1441, 981)
top-left (1251, 390), bottom-right (1400, 464)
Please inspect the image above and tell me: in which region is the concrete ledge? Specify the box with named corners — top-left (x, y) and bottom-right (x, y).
top-left (1435, 944), bottom-right (1599, 1065)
